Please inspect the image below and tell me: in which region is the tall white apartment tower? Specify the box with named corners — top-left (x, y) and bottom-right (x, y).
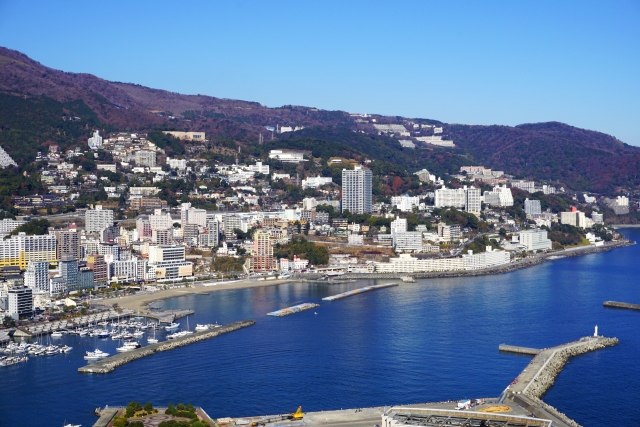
top-left (341, 166), bottom-right (372, 214)
top-left (85, 205), bottom-right (114, 233)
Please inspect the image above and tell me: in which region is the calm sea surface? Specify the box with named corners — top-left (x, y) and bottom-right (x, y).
top-left (2, 229), bottom-right (639, 427)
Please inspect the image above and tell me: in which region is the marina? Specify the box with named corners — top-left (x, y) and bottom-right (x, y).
top-left (321, 283), bottom-right (398, 302)
top-left (267, 303), bottom-right (320, 317)
top-left (78, 320), bottom-right (255, 374)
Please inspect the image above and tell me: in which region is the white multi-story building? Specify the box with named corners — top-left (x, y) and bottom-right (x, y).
top-left (247, 162), bottom-right (270, 175)
top-left (524, 199), bottom-right (542, 216)
top-left (110, 259), bottom-right (139, 282)
top-left (483, 185), bottom-right (514, 207)
top-left (435, 187), bottom-right (466, 209)
top-left (0, 233), bottom-right (57, 269)
top-left (148, 245), bottom-right (193, 279)
top-left (341, 166), bottom-right (372, 214)
top-left (85, 205), bottom-right (114, 233)
top-left (0, 218), bottom-right (27, 238)
top-left (180, 203), bottom-right (207, 228)
top-left (166, 158), bottom-right (187, 170)
top-left (438, 223), bottom-right (461, 242)
top-left (24, 261), bottom-right (50, 292)
top-left (268, 150), bottom-right (305, 163)
top-left (134, 150), bottom-right (157, 167)
top-left (393, 231), bottom-right (423, 252)
top-left (519, 229), bottom-right (552, 252)
top-left (302, 176), bottom-right (333, 189)
top-left (511, 180), bottom-right (535, 193)
top-left (374, 248), bottom-right (509, 273)
top-left (390, 217), bottom-right (407, 236)
top-left (391, 195), bottom-right (420, 212)
top-left (465, 187), bottom-right (481, 213)
top-left (87, 130), bottom-right (103, 150)
top-left (149, 209), bottom-right (173, 231)
top-left (561, 211), bottom-right (587, 228)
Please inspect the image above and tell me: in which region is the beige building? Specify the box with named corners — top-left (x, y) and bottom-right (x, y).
top-left (162, 131), bottom-right (205, 141)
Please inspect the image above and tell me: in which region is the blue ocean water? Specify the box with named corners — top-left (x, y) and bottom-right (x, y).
top-left (1, 229), bottom-right (639, 427)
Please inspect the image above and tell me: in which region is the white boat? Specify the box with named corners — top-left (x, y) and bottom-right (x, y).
top-left (116, 341), bottom-right (141, 352)
top-left (165, 322), bottom-right (180, 331)
top-left (61, 345), bottom-right (72, 353)
top-left (147, 328), bottom-right (158, 344)
top-left (84, 349), bottom-right (109, 360)
top-left (51, 331), bottom-right (63, 338)
top-left (132, 329), bottom-right (144, 337)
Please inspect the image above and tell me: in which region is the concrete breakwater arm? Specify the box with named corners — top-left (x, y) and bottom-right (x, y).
top-left (603, 301), bottom-right (640, 311)
top-left (78, 320), bottom-right (255, 374)
top-left (521, 336), bottom-right (619, 399)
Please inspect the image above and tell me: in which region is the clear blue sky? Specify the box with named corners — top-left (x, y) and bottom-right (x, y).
top-left (1, 0), bottom-right (639, 145)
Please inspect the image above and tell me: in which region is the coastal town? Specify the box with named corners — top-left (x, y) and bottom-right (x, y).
top-left (0, 128), bottom-right (629, 323)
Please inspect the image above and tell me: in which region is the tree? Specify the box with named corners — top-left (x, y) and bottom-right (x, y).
top-left (144, 402), bottom-right (153, 412)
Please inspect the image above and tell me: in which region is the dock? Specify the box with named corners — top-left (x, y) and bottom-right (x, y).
top-left (78, 320), bottom-right (255, 374)
top-left (22, 309), bottom-right (135, 337)
top-left (603, 300), bottom-right (640, 311)
top-left (322, 283), bottom-right (398, 302)
top-left (143, 309), bottom-right (194, 323)
top-left (267, 303), bottom-right (319, 317)
top-left (498, 344), bottom-right (541, 355)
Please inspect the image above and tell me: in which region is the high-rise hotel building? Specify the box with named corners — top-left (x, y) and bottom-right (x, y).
top-left (341, 166), bottom-right (372, 214)
top-left (0, 232), bottom-right (57, 269)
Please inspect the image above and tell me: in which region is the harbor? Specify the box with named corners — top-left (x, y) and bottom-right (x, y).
top-left (78, 320), bottom-right (255, 374)
top-left (321, 283), bottom-right (398, 302)
top-left (267, 303), bottom-right (319, 317)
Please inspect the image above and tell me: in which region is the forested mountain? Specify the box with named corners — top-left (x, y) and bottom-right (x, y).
top-left (0, 46), bottom-right (639, 193)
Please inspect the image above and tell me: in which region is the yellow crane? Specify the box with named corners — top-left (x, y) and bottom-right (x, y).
top-left (290, 407), bottom-right (304, 420)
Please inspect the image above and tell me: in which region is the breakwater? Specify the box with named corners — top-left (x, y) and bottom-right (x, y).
top-left (78, 320), bottom-right (255, 374)
top-left (603, 301), bottom-right (640, 311)
top-left (520, 336), bottom-right (619, 399)
top-left (498, 344), bottom-right (541, 355)
top-left (267, 303), bottom-right (319, 317)
top-left (322, 283), bottom-right (398, 301)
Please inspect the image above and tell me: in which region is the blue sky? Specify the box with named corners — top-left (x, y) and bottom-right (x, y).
top-left (0, 0), bottom-right (639, 145)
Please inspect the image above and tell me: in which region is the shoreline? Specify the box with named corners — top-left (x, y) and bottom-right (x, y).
top-left (100, 240), bottom-right (633, 313)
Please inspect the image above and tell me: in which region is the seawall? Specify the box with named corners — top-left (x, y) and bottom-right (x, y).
top-left (78, 320), bottom-right (255, 374)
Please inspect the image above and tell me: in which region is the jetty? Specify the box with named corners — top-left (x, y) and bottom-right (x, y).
top-left (267, 303), bottom-right (319, 317)
top-left (322, 283), bottom-right (398, 302)
top-left (78, 320), bottom-right (255, 374)
top-left (498, 344), bottom-right (541, 355)
top-left (501, 332), bottom-right (618, 427)
top-left (603, 301), bottom-right (640, 311)
top-left (143, 309), bottom-right (194, 323)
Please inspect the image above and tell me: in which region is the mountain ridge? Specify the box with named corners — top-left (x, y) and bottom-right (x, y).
top-left (0, 46), bottom-right (639, 193)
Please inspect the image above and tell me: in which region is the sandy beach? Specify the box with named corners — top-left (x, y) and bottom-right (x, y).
top-left (100, 278), bottom-right (293, 312)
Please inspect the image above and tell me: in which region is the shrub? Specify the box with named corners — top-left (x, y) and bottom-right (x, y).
top-left (144, 402), bottom-right (153, 412)
top-left (113, 416), bottom-right (128, 427)
top-left (185, 404), bottom-right (195, 413)
top-left (177, 403), bottom-right (185, 411)
top-left (166, 403), bottom-right (176, 415)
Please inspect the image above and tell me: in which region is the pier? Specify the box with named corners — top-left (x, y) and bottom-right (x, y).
top-left (501, 334), bottom-right (619, 427)
top-left (78, 320), bottom-right (255, 374)
top-left (142, 309), bottom-right (194, 323)
top-left (22, 309), bottom-right (135, 337)
top-left (603, 300), bottom-right (640, 311)
top-left (322, 283), bottom-right (398, 302)
top-left (267, 303), bottom-right (319, 317)
top-left (498, 344), bottom-right (541, 355)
